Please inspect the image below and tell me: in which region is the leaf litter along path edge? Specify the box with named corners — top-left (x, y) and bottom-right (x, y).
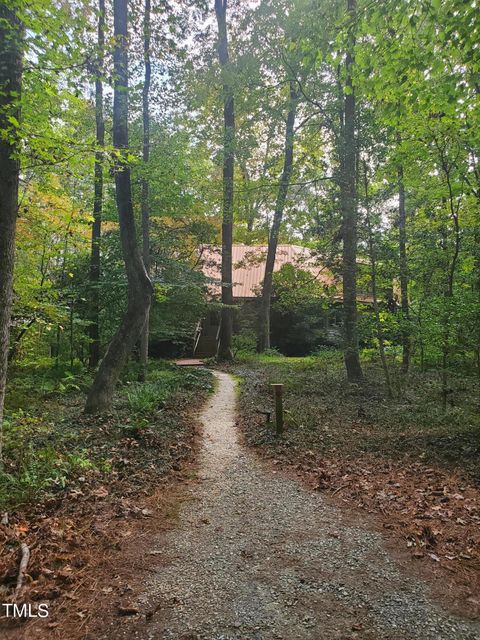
top-left (98, 371), bottom-right (480, 640)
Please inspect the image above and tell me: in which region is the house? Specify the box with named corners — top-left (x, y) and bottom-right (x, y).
top-left (194, 244), bottom-right (349, 357)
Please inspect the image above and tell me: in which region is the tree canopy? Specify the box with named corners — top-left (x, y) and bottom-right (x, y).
top-left (0, 0), bottom-right (478, 417)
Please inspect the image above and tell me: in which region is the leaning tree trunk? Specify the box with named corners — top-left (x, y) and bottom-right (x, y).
top-left (0, 5), bottom-right (22, 463)
top-left (341, 0), bottom-right (363, 381)
top-left (215, 0), bottom-right (235, 362)
top-left (88, 0), bottom-right (105, 370)
top-left (85, 0), bottom-right (153, 414)
top-left (139, 0), bottom-right (151, 383)
top-left (257, 82), bottom-right (298, 352)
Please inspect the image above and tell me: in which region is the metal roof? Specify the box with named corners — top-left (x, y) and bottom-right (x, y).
top-left (200, 244), bottom-right (335, 299)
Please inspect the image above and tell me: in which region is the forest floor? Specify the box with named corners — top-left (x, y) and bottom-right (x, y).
top-left (0, 361), bottom-right (213, 640)
top-left (1, 357), bottom-right (480, 639)
top-left (230, 352), bottom-right (480, 619)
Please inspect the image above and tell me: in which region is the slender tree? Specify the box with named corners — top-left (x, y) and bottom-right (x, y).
top-left (139, 0), bottom-right (151, 382)
top-left (85, 0), bottom-right (153, 414)
top-left (363, 160), bottom-right (392, 397)
top-left (397, 161), bottom-right (410, 372)
top-left (257, 82), bottom-right (298, 352)
top-left (88, 0), bottom-right (106, 369)
top-left (341, 0), bottom-right (363, 381)
top-left (437, 142), bottom-right (461, 411)
top-left (0, 3), bottom-right (23, 462)
top-left (215, 0), bottom-right (235, 361)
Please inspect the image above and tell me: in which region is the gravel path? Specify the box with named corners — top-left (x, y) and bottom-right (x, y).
top-left (113, 371), bottom-right (480, 640)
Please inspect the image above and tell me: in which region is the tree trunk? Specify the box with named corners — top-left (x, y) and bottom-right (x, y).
top-left (0, 5), bottom-right (22, 463)
top-left (139, 0), bottom-right (151, 383)
top-left (215, 0), bottom-right (235, 362)
top-left (441, 164), bottom-right (460, 411)
top-left (363, 161), bottom-right (392, 397)
top-left (88, 0), bottom-right (105, 370)
top-left (85, 0), bottom-right (153, 414)
top-left (257, 82), bottom-right (298, 352)
top-left (341, 0), bottom-right (363, 381)
top-left (475, 227), bottom-right (480, 380)
top-left (398, 160), bottom-right (410, 373)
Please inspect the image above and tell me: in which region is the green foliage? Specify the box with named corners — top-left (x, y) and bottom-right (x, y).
top-left (0, 411), bottom-right (94, 508)
top-left (269, 264), bottom-right (339, 355)
top-left (272, 263), bottom-right (334, 311)
top-left (6, 0), bottom-right (478, 383)
top-left (126, 383), bottom-right (167, 415)
top-left (149, 258), bottom-right (209, 345)
top-left (235, 348), bottom-right (286, 365)
top-left (5, 362), bottom-right (91, 411)
top-left (232, 330), bottom-right (257, 357)
top-left (0, 361), bottom-right (213, 510)
top-left (124, 362), bottom-right (214, 415)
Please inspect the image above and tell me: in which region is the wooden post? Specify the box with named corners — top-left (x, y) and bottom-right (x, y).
top-left (271, 383), bottom-right (284, 435)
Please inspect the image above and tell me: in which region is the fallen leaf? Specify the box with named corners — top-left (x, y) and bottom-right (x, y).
top-left (92, 487), bottom-right (109, 499)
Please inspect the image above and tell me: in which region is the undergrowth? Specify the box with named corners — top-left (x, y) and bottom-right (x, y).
top-left (0, 360), bottom-right (213, 510)
top-left (232, 349), bottom-right (480, 481)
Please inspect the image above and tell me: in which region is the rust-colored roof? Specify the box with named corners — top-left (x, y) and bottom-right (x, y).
top-left (200, 244), bottom-right (335, 299)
